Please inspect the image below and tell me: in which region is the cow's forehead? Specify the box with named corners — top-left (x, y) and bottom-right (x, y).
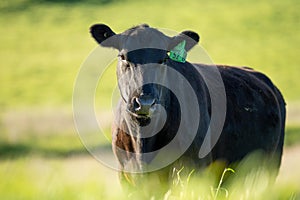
top-left (120, 27), bottom-right (170, 51)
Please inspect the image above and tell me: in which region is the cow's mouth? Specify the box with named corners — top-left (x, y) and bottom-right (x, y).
top-left (136, 116), bottom-right (151, 126)
top-left (126, 108), bottom-right (152, 126)
top-left (126, 108), bottom-right (150, 118)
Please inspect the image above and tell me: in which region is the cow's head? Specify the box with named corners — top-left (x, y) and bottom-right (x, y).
top-left (90, 24), bottom-right (199, 125)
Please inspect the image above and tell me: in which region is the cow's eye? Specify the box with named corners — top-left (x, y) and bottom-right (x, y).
top-left (118, 53), bottom-right (127, 61)
top-left (120, 54), bottom-right (126, 61)
top-left (118, 54), bottom-right (130, 70)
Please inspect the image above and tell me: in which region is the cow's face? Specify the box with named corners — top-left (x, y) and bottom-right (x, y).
top-left (90, 24), bottom-right (199, 125)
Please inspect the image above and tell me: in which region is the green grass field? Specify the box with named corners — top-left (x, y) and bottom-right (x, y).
top-left (0, 0), bottom-right (299, 107)
top-left (0, 0), bottom-right (300, 199)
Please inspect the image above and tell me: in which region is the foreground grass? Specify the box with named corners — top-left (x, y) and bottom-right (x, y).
top-left (0, 109), bottom-right (299, 199)
top-left (0, 156), bottom-right (122, 200)
top-left (0, 120), bottom-right (299, 199)
top-left (0, 154), bottom-right (299, 200)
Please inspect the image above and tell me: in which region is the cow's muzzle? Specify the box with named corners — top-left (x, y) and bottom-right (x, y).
top-left (132, 94), bottom-right (156, 117)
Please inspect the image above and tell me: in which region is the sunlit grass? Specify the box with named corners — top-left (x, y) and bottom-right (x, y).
top-left (0, 0), bottom-right (299, 199)
top-left (125, 153), bottom-right (299, 200)
top-left (0, 156), bottom-right (122, 200)
top-left (0, 154), bottom-right (298, 200)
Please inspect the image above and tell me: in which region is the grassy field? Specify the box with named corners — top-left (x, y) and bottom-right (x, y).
top-left (0, 0), bottom-right (299, 107)
top-left (0, 0), bottom-right (300, 199)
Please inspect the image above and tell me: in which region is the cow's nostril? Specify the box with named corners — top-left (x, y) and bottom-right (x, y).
top-left (133, 97), bottom-right (141, 111)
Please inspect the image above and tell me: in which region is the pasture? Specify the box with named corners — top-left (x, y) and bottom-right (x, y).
top-left (0, 0), bottom-right (299, 199)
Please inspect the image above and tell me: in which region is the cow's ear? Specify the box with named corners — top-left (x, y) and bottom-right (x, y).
top-left (90, 24), bottom-right (120, 49)
top-left (169, 30), bottom-right (200, 52)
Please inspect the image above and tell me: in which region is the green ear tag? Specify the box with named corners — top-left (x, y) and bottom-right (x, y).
top-left (169, 40), bottom-right (187, 63)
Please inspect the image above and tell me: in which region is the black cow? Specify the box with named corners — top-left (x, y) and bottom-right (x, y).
top-left (90, 24), bottom-right (286, 192)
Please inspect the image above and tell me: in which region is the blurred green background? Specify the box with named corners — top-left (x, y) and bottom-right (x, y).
top-left (0, 0), bottom-right (299, 199)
